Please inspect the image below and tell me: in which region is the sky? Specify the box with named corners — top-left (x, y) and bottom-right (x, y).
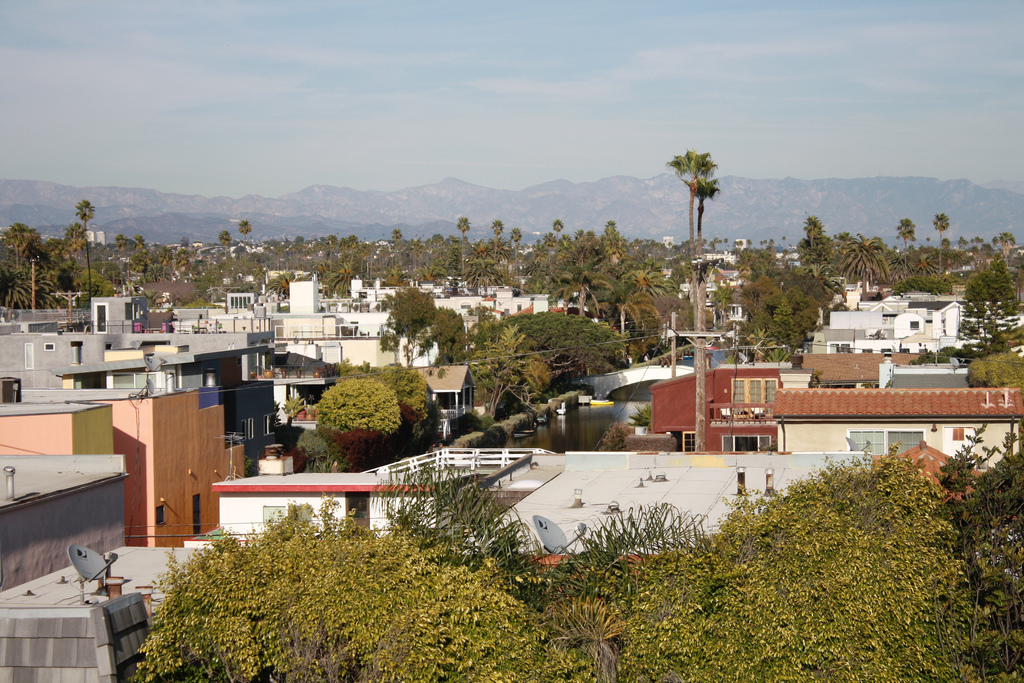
top-left (1, 1), bottom-right (1022, 198)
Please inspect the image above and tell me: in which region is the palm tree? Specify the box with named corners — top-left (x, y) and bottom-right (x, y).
top-left (267, 272), bottom-right (294, 296)
top-left (173, 249), bottom-right (192, 280)
top-left (933, 213), bottom-right (949, 272)
top-left (76, 200), bottom-right (96, 299)
top-left (547, 597), bottom-right (624, 683)
top-left (218, 230), bottom-right (232, 248)
top-left (667, 150), bottom-right (717, 259)
top-left (555, 264), bottom-right (610, 317)
top-left (897, 218), bottom-right (916, 251)
top-left (63, 222), bottom-right (86, 263)
top-left (694, 176), bottom-right (721, 332)
top-left (997, 232), bottom-right (1016, 260)
top-left (3, 223), bottom-right (42, 268)
top-left (510, 227), bottom-right (522, 281)
top-left (839, 234), bottom-right (890, 297)
top-left (456, 216), bottom-right (470, 279)
top-left (552, 219), bottom-right (564, 236)
top-left (325, 263), bottom-right (356, 297)
top-left (238, 219), bottom-right (252, 243)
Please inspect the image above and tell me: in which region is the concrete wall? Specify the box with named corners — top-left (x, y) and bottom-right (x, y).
top-left (0, 476), bottom-right (124, 588)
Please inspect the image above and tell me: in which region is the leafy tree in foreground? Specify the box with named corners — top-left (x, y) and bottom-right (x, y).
top-left (138, 502), bottom-right (588, 682)
top-left (506, 311), bottom-right (624, 384)
top-left (621, 457), bottom-right (961, 682)
top-left (316, 378), bottom-right (401, 436)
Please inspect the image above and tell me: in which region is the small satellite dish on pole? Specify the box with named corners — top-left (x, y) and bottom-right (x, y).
top-left (143, 355), bottom-right (164, 372)
top-left (846, 437), bottom-right (860, 452)
top-left (532, 515), bottom-right (587, 554)
top-left (68, 545), bottom-right (118, 604)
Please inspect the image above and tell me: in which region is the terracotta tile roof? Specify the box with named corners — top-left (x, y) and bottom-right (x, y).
top-left (875, 442), bottom-right (952, 485)
top-left (774, 387), bottom-right (1024, 418)
top-left (791, 353), bottom-right (921, 383)
top-left (509, 305), bottom-right (535, 316)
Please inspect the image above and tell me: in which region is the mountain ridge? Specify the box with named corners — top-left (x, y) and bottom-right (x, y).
top-left (1, 175), bottom-right (1021, 245)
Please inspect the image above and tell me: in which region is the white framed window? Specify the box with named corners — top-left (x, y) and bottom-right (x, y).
top-left (721, 434), bottom-right (774, 451)
top-left (242, 418), bottom-right (254, 440)
top-left (263, 414), bottom-right (274, 435)
top-left (24, 343), bottom-right (34, 369)
top-left (43, 342), bottom-right (55, 351)
top-left (848, 429), bottom-right (924, 455)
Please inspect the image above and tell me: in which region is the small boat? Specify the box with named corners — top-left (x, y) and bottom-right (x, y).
top-left (590, 399), bottom-right (614, 406)
top-left (536, 414), bottom-right (549, 424)
top-left (513, 429), bottom-right (536, 438)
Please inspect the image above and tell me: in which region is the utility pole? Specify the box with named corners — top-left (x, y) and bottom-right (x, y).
top-left (55, 291), bottom-right (83, 329)
top-left (30, 259), bottom-right (37, 311)
top-left (693, 255), bottom-right (709, 451)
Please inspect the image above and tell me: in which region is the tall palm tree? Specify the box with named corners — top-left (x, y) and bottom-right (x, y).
top-left (897, 218), bottom-right (916, 251)
top-left (695, 176), bottom-right (721, 332)
top-left (63, 222), bottom-right (86, 263)
top-left (218, 230), bottom-right (232, 248)
top-left (76, 200), bottom-right (96, 299)
top-left (510, 227), bottom-right (522, 282)
top-left (552, 219), bottom-right (564, 236)
top-left (325, 262), bottom-right (356, 297)
top-left (997, 232), bottom-right (1016, 260)
top-left (3, 223), bottom-right (41, 268)
top-left (555, 264), bottom-right (610, 317)
top-left (667, 150), bottom-right (717, 259)
top-left (933, 213), bottom-right (949, 272)
top-left (238, 219), bottom-right (252, 243)
top-left (456, 216), bottom-right (470, 279)
top-left (839, 234), bottom-right (890, 297)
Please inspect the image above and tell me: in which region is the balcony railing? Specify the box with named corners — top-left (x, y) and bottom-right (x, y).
top-left (439, 407), bottom-right (467, 421)
top-left (710, 403), bottom-right (775, 423)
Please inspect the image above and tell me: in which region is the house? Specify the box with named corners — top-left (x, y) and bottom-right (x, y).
top-left (417, 366), bottom-right (476, 440)
top-left (812, 296), bottom-right (964, 354)
top-left (650, 366), bottom-right (802, 452)
top-left (19, 388), bottom-right (244, 548)
top-left (773, 387), bottom-right (1023, 458)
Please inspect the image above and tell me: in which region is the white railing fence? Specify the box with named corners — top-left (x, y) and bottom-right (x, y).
top-left (367, 447), bottom-right (555, 475)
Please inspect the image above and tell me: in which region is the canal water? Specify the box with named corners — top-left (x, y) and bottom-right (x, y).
top-left (511, 386), bottom-right (650, 452)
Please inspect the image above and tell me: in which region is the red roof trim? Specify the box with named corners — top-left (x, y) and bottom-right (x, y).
top-left (212, 483), bottom-right (383, 493)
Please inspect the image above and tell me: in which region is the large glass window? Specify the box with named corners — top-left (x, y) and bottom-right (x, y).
top-left (849, 430), bottom-right (885, 455)
top-left (848, 429), bottom-right (924, 455)
top-left (887, 430), bottom-right (924, 455)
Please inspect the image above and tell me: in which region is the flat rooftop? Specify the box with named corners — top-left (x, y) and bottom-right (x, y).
top-left (0, 455), bottom-right (125, 511)
top-left (0, 546), bottom-right (193, 608)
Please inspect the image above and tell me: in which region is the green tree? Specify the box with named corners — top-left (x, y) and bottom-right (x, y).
top-left (237, 218), bottom-right (252, 242)
top-left (373, 367), bottom-right (429, 420)
top-left (967, 351), bottom-right (1024, 389)
top-left (797, 215), bottom-right (836, 268)
top-left (507, 312), bottom-right (623, 383)
top-left (622, 457), bottom-right (960, 682)
top-left (961, 258), bottom-right (1019, 356)
top-left (2, 223), bottom-right (42, 268)
top-left (431, 307), bottom-right (470, 364)
top-left (218, 230), bottom-right (232, 248)
top-left (138, 502), bottom-right (581, 682)
top-left (316, 378), bottom-right (402, 435)
top-left (380, 286), bottom-right (438, 366)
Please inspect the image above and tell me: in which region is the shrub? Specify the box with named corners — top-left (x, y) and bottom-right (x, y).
top-left (316, 378), bottom-right (402, 436)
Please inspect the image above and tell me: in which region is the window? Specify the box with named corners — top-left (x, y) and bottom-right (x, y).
top-left (242, 418), bottom-right (254, 440)
top-left (95, 303), bottom-right (107, 333)
top-left (682, 432), bottom-right (696, 452)
top-left (43, 342), bottom-right (55, 351)
top-left (264, 414), bottom-right (274, 435)
top-left (732, 378), bottom-right (777, 404)
top-left (156, 505), bottom-right (165, 525)
top-left (952, 427), bottom-right (966, 441)
top-left (721, 435), bottom-right (773, 451)
top-left (910, 320), bottom-right (921, 331)
top-left (125, 302), bottom-right (134, 319)
top-left (849, 429), bottom-right (924, 455)
top-left (24, 343), bottom-right (33, 370)
top-left (192, 494), bottom-right (201, 535)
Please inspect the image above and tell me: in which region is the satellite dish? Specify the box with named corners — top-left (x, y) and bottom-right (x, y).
top-left (846, 437), bottom-right (860, 452)
top-left (68, 545), bottom-right (117, 582)
top-left (130, 340), bottom-right (142, 350)
top-left (532, 515), bottom-right (570, 554)
top-left (143, 355), bottom-right (164, 372)
top-left (951, 357), bottom-right (961, 368)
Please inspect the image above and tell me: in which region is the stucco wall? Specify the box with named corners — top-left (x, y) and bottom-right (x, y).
top-left (779, 418), bottom-right (1015, 457)
top-left (0, 405), bottom-right (110, 456)
top-left (0, 477), bottom-right (124, 588)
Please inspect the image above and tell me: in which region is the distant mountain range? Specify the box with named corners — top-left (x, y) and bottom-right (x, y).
top-left (1, 175), bottom-right (1022, 246)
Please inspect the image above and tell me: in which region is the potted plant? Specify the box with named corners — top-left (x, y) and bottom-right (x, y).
top-left (629, 403), bottom-right (652, 435)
